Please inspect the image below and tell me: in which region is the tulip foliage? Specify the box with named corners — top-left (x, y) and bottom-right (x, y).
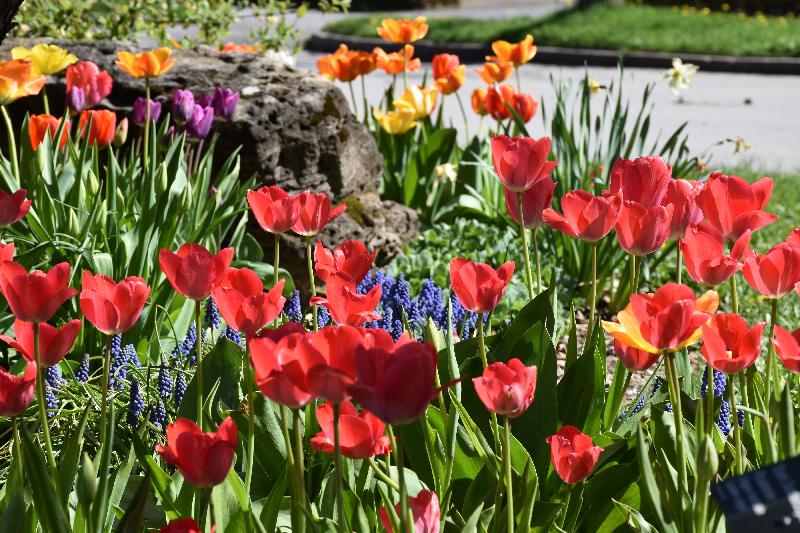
top-left (3, 32), bottom-right (800, 533)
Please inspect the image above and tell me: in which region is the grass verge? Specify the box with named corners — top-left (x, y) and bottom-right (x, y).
top-left (323, 3), bottom-right (800, 57)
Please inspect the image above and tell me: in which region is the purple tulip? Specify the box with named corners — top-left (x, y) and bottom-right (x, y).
top-left (211, 87), bottom-right (239, 120)
top-left (132, 97), bottom-right (162, 126)
top-left (186, 105), bottom-right (214, 139)
top-left (67, 87), bottom-right (85, 113)
top-left (196, 92), bottom-right (213, 108)
top-left (171, 90), bottom-right (195, 124)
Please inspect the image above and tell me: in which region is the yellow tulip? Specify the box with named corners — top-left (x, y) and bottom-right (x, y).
top-left (11, 43), bottom-right (77, 76)
top-left (393, 85), bottom-right (437, 119)
top-left (373, 107), bottom-right (418, 135)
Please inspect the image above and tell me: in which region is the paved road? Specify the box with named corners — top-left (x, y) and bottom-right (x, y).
top-left (167, 5), bottom-right (800, 172)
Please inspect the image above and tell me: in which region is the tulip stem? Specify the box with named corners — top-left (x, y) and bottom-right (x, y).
top-left (730, 274), bottom-right (738, 315)
top-left (367, 457), bottom-right (400, 491)
top-left (504, 416), bottom-right (515, 533)
top-left (454, 91), bottom-right (470, 141)
top-left (402, 53), bottom-right (408, 91)
top-left (293, 409), bottom-right (307, 533)
top-left (99, 333), bottom-right (112, 455)
top-left (532, 227), bottom-right (542, 293)
top-left (664, 351), bottom-right (688, 495)
top-left (1, 106), bottom-right (19, 182)
top-left (729, 373), bottom-right (743, 475)
top-left (12, 417), bottom-right (23, 491)
top-left (676, 242), bottom-right (682, 285)
top-left (333, 403), bottom-right (347, 532)
top-left (516, 192), bottom-right (535, 300)
top-left (588, 241), bottom-right (597, 340)
top-left (207, 487), bottom-right (216, 528)
top-left (477, 315), bottom-right (502, 453)
top-left (765, 298), bottom-right (778, 413)
top-left (307, 237), bottom-right (318, 331)
top-left (144, 79), bottom-right (151, 172)
top-left (705, 364), bottom-right (714, 435)
top-left (273, 232), bottom-right (280, 289)
top-left (391, 425), bottom-right (413, 533)
top-left (195, 300), bottom-right (204, 430)
top-left (347, 81), bottom-right (358, 115)
top-left (42, 86), bottom-right (50, 115)
top-left (629, 255), bottom-right (639, 295)
top-left (244, 339), bottom-right (255, 508)
top-left (32, 322), bottom-right (57, 478)
top-left (279, 406), bottom-right (300, 529)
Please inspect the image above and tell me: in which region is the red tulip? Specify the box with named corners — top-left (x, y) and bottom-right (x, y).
top-left (156, 417), bottom-right (238, 488)
top-left (314, 240), bottom-right (376, 289)
top-left (681, 222), bottom-right (751, 287)
top-left (513, 93), bottom-right (538, 123)
top-left (542, 190), bottom-right (621, 242)
top-left (773, 325), bottom-right (800, 373)
top-left (211, 268), bottom-right (286, 337)
top-left (159, 244), bottom-right (234, 301)
top-left (247, 186), bottom-right (302, 234)
top-left (311, 400), bottom-right (391, 459)
top-left (380, 489), bottom-right (441, 533)
top-left (613, 339), bottom-right (659, 371)
top-left (0, 189), bottom-right (31, 228)
top-left (742, 242), bottom-right (800, 299)
top-left (700, 313), bottom-right (764, 374)
top-left (250, 323), bottom-right (316, 408)
top-left (0, 361), bottom-right (36, 416)
top-left (348, 338), bottom-right (443, 425)
top-left (663, 179), bottom-right (703, 239)
top-left (78, 110), bottom-right (116, 147)
top-left (450, 258), bottom-right (514, 314)
top-left (504, 175), bottom-right (556, 229)
top-left (28, 114), bottom-right (69, 151)
top-left (547, 425), bottom-right (603, 484)
top-left (697, 172), bottom-right (776, 242)
top-left (0, 261), bottom-right (77, 323)
top-left (291, 191), bottom-right (347, 237)
top-left (80, 271), bottom-right (150, 335)
top-left (0, 319), bottom-right (81, 368)
top-left (159, 518), bottom-right (213, 533)
top-left (66, 61), bottom-right (113, 111)
top-left (608, 156), bottom-right (672, 208)
top-left (491, 134), bottom-right (556, 193)
top-left (0, 242), bottom-right (13, 262)
top-left (310, 281), bottom-right (381, 327)
top-left (615, 201), bottom-right (673, 256)
top-left (485, 84), bottom-right (515, 121)
top-left (786, 228), bottom-right (800, 249)
top-left (473, 358), bottom-right (537, 418)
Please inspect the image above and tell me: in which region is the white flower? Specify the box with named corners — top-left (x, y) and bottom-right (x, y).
top-left (263, 49), bottom-right (296, 68)
top-left (662, 58), bottom-right (699, 96)
top-left (435, 163), bottom-right (458, 184)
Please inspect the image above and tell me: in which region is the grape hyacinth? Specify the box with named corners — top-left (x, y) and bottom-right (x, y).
top-left (75, 354), bottom-right (90, 382)
top-left (417, 278), bottom-right (444, 329)
top-left (109, 333), bottom-right (125, 389)
top-left (718, 398), bottom-right (732, 436)
top-left (285, 290), bottom-right (303, 324)
top-left (127, 377), bottom-right (144, 428)
top-left (46, 366), bottom-right (66, 389)
top-left (173, 372), bottom-right (187, 409)
top-left (738, 408), bottom-right (745, 428)
top-left (183, 322), bottom-right (198, 364)
top-left (125, 344), bottom-right (141, 368)
top-left (205, 298), bottom-right (221, 329)
top-left (316, 307), bottom-right (330, 328)
top-left (45, 384), bottom-right (58, 417)
top-left (223, 326), bottom-right (243, 347)
top-left (700, 366), bottom-right (726, 398)
top-left (157, 367), bottom-right (172, 399)
top-left (149, 399), bottom-right (167, 434)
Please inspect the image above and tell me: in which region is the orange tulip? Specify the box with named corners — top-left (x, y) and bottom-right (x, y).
top-left (28, 114), bottom-right (70, 151)
top-left (432, 53), bottom-right (465, 95)
top-left (376, 17), bottom-right (428, 44)
top-left (471, 88), bottom-right (489, 115)
top-left (474, 60), bottom-right (513, 84)
top-left (373, 45), bottom-right (421, 75)
top-left (78, 110), bottom-right (116, 147)
top-left (115, 48), bottom-right (175, 79)
top-left (488, 34), bottom-right (537, 66)
top-left (0, 59), bottom-right (45, 106)
top-left (317, 44), bottom-right (376, 82)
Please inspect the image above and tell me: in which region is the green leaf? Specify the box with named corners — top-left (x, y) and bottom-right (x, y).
top-left (179, 337), bottom-right (243, 420)
top-left (557, 324), bottom-right (605, 435)
top-left (20, 424), bottom-right (71, 533)
top-left (612, 498), bottom-right (657, 533)
top-left (603, 362), bottom-right (630, 431)
top-left (116, 472), bottom-right (151, 533)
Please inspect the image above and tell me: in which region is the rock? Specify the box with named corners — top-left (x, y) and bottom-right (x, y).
top-left (1, 38), bottom-right (419, 290)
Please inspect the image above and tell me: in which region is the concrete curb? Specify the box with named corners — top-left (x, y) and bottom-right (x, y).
top-left (306, 31), bottom-right (800, 76)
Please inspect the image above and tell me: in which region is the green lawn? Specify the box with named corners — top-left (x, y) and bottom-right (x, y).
top-left (323, 3), bottom-right (800, 57)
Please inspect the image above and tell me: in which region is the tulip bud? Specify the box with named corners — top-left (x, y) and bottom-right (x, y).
top-left (156, 165), bottom-right (169, 194)
top-left (424, 317), bottom-right (445, 352)
top-left (113, 117), bottom-right (128, 147)
top-left (696, 434), bottom-right (718, 482)
top-left (95, 200), bottom-right (107, 231)
top-left (67, 209), bottom-right (80, 236)
top-left (86, 170), bottom-right (100, 197)
top-left (76, 453), bottom-right (98, 505)
top-left (116, 188), bottom-right (124, 212)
